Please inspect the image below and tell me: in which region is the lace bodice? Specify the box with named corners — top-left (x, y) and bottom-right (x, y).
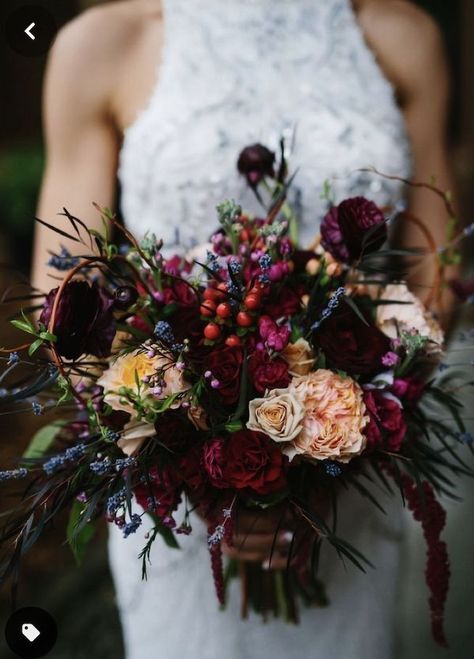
top-left (119, 0), bottom-right (411, 249)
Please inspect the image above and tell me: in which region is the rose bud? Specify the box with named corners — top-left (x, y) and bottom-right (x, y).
top-left (114, 285), bottom-right (139, 310)
top-left (337, 197), bottom-right (387, 262)
top-left (237, 144), bottom-right (275, 187)
top-left (40, 280), bottom-right (116, 360)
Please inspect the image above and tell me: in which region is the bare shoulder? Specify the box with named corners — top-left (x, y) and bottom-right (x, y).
top-left (355, 0), bottom-right (447, 100)
top-left (46, 0), bottom-right (163, 112)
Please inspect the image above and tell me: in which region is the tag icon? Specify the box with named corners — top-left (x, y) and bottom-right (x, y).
top-left (21, 623), bottom-right (41, 643)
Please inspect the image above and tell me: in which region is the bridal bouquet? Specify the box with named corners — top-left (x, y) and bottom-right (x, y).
top-left (1, 144), bottom-right (472, 646)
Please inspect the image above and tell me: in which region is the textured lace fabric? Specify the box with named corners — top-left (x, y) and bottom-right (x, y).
top-left (112, 1), bottom-right (411, 657)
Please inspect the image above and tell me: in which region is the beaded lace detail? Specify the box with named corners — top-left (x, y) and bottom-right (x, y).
top-left (119, 0), bottom-right (411, 251)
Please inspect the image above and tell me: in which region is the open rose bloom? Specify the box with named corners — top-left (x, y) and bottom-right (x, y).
top-left (1, 146), bottom-right (472, 647)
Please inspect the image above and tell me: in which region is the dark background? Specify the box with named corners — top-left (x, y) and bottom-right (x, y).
top-left (0, 1), bottom-right (473, 658)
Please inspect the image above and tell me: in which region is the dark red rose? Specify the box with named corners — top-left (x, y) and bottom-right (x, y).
top-left (40, 281), bottom-right (116, 360)
top-left (337, 197), bottom-right (386, 262)
top-left (237, 144), bottom-right (275, 187)
top-left (314, 305), bottom-right (391, 378)
top-left (320, 206), bottom-right (350, 263)
top-left (207, 346), bottom-right (243, 404)
top-left (154, 412), bottom-right (195, 453)
top-left (264, 286), bottom-right (301, 319)
top-left (392, 377), bottom-right (425, 404)
top-left (222, 430), bottom-right (287, 495)
top-left (363, 389), bottom-right (407, 452)
top-left (248, 349), bottom-right (290, 394)
top-left (135, 466), bottom-right (181, 519)
top-left (179, 445), bottom-right (207, 493)
top-left (203, 438), bottom-right (229, 488)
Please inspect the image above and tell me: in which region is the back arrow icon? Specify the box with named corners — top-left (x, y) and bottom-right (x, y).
top-left (25, 22), bottom-right (36, 40)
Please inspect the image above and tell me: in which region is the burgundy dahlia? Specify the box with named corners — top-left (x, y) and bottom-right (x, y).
top-left (337, 196), bottom-right (387, 262)
top-left (248, 349), bottom-right (290, 394)
top-left (237, 144), bottom-right (275, 187)
top-left (363, 389), bottom-right (407, 452)
top-left (40, 280), bottom-right (116, 360)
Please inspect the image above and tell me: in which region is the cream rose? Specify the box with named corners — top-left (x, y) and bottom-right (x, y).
top-left (287, 369), bottom-right (368, 463)
top-left (118, 419), bottom-right (156, 456)
top-left (376, 283), bottom-right (444, 353)
top-left (282, 338), bottom-right (314, 376)
top-left (247, 389), bottom-right (305, 443)
top-left (97, 349), bottom-right (189, 415)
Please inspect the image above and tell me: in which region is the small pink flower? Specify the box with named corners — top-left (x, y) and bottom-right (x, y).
top-left (258, 316), bottom-right (290, 352)
top-left (382, 351), bottom-right (400, 367)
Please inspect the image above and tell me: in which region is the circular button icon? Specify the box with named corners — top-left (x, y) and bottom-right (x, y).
top-left (4, 5), bottom-right (57, 57)
top-left (5, 607), bottom-right (57, 658)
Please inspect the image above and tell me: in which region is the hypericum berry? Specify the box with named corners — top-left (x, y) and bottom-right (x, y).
top-left (204, 323), bottom-right (221, 340)
top-left (217, 282), bottom-right (228, 294)
top-left (239, 229), bottom-right (250, 242)
top-left (244, 293), bottom-right (261, 310)
top-left (225, 335), bottom-right (241, 347)
top-left (203, 288), bottom-right (220, 302)
top-left (236, 311), bottom-right (253, 327)
top-left (200, 300), bottom-right (216, 317)
top-left (216, 302), bottom-right (232, 318)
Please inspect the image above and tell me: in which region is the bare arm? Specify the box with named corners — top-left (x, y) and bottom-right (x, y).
top-left (359, 0), bottom-right (459, 324)
top-left (32, 10), bottom-right (121, 293)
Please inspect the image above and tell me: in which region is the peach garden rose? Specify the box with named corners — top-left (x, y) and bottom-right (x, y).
top-left (247, 388), bottom-right (305, 443)
top-left (282, 338), bottom-right (314, 376)
top-left (286, 369), bottom-right (368, 462)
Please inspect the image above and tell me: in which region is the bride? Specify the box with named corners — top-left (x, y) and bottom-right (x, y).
top-left (32, 1), bottom-right (455, 657)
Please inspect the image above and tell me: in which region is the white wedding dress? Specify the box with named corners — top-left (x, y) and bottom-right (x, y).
top-left (110, 1), bottom-right (412, 657)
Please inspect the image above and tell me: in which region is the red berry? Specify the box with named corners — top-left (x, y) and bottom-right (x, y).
top-left (244, 293), bottom-right (261, 310)
top-left (204, 323), bottom-right (221, 340)
top-left (225, 335), bottom-right (241, 348)
top-left (200, 300), bottom-right (216, 317)
top-left (236, 311), bottom-right (253, 327)
top-left (216, 302), bottom-right (232, 319)
top-left (203, 288), bottom-right (219, 302)
top-left (239, 229), bottom-right (250, 242)
top-left (217, 282), bottom-right (228, 294)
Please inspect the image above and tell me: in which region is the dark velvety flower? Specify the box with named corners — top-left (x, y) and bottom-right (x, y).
top-left (392, 377), bottom-right (425, 404)
top-left (320, 206), bottom-right (350, 263)
top-left (264, 286), bottom-right (301, 319)
top-left (202, 438), bottom-right (229, 488)
top-left (207, 346), bottom-right (243, 405)
top-left (363, 389), bottom-right (407, 452)
top-left (134, 466), bottom-right (182, 519)
top-left (248, 349), bottom-right (290, 394)
top-left (222, 430), bottom-right (287, 495)
top-left (320, 198), bottom-right (386, 264)
top-left (154, 412), bottom-right (195, 453)
top-left (40, 281), bottom-right (116, 360)
top-left (237, 144), bottom-right (275, 187)
top-left (113, 286), bottom-right (138, 310)
top-left (314, 304), bottom-right (391, 378)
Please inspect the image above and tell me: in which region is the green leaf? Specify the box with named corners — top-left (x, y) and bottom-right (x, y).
top-left (22, 422), bottom-right (67, 460)
top-left (10, 320), bottom-right (36, 336)
top-left (224, 420), bottom-right (244, 433)
top-left (67, 500), bottom-right (95, 565)
top-left (28, 338), bottom-right (44, 356)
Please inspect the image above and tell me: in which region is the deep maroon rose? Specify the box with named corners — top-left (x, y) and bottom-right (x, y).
top-left (180, 445), bottom-right (207, 493)
top-left (314, 305), bottom-right (391, 378)
top-left (248, 349), bottom-right (290, 394)
top-left (222, 430), bottom-right (287, 495)
top-left (363, 389), bottom-right (407, 452)
top-left (203, 438), bottom-right (228, 488)
top-left (154, 412), bottom-right (195, 453)
top-left (320, 206), bottom-right (350, 263)
top-left (135, 466), bottom-right (181, 519)
top-left (264, 286), bottom-right (301, 319)
top-left (207, 346), bottom-right (243, 404)
top-left (40, 281), bottom-right (116, 360)
top-left (337, 197), bottom-right (386, 262)
top-left (237, 144), bottom-right (275, 187)
top-left (392, 377), bottom-right (425, 404)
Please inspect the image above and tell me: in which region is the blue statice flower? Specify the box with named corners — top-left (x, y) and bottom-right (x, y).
top-left (0, 468), bottom-right (28, 482)
top-left (324, 460), bottom-right (343, 477)
top-left (228, 258), bottom-right (242, 275)
top-left (154, 321), bottom-right (175, 344)
top-left (258, 253), bottom-right (272, 270)
top-left (115, 457), bottom-right (138, 472)
top-left (311, 287), bottom-right (346, 330)
top-left (31, 402), bottom-right (44, 416)
top-left (64, 444), bottom-right (86, 461)
top-left (106, 487), bottom-right (127, 516)
top-left (89, 458), bottom-right (112, 475)
top-left (104, 428), bottom-right (121, 443)
top-left (43, 455), bottom-right (68, 475)
top-left (7, 352), bottom-right (20, 366)
top-left (123, 514), bottom-right (143, 538)
top-left (47, 246), bottom-right (80, 271)
top-left (206, 251), bottom-right (220, 274)
top-left (207, 524), bottom-right (225, 547)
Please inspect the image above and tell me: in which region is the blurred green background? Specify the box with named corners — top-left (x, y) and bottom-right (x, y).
top-left (0, 1), bottom-right (473, 658)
